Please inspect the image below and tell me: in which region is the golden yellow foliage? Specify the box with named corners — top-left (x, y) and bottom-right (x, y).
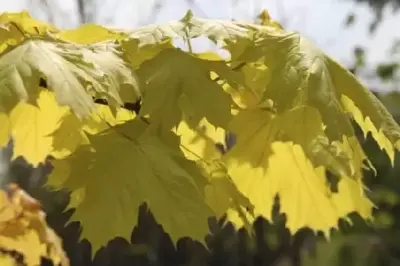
top-left (0, 10), bottom-right (399, 256)
top-left (48, 118), bottom-right (214, 252)
top-left (0, 184), bottom-right (69, 266)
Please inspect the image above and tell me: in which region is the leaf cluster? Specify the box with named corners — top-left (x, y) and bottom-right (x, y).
top-left (0, 10), bottom-right (399, 255)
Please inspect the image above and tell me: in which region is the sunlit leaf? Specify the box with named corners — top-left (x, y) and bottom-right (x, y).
top-left (48, 119), bottom-right (213, 252)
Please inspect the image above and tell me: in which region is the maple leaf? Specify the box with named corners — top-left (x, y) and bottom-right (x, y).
top-left (226, 106), bottom-right (358, 177)
top-left (1, 90), bottom-right (67, 166)
top-left (0, 39), bottom-right (139, 117)
top-left (175, 119), bottom-right (253, 223)
top-left (0, 89), bottom-right (134, 166)
top-left (175, 119), bottom-right (226, 161)
top-left (228, 31), bottom-right (400, 165)
top-left (48, 118), bottom-right (214, 252)
top-left (0, 112), bottom-right (9, 147)
top-left (223, 105), bottom-right (372, 233)
top-left (0, 255), bottom-right (15, 266)
top-left (51, 104), bottom-right (136, 159)
top-left (1, 10), bottom-right (400, 257)
top-left (327, 58), bottom-right (400, 164)
top-left (201, 159), bottom-right (254, 223)
top-left (0, 24), bottom-right (24, 53)
top-left (54, 25), bottom-right (175, 72)
top-left (0, 184), bottom-right (69, 266)
top-left (121, 39), bottom-right (174, 70)
top-left (137, 48), bottom-right (242, 130)
top-left (125, 10), bottom-right (249, 47)
top-left (0, 11), bottom-right (57, 54)
top-left (120, 15), bottom-right (250, 75)
top-left (226, 141), bottom-right (373, 234)
top-left (55, 24), bottom-right (128, 44)
top-left (0, 11), bottom-right (58, 36)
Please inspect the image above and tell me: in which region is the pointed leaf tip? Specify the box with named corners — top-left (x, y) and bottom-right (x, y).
top-left (181, 10), bottom-right (195, 22)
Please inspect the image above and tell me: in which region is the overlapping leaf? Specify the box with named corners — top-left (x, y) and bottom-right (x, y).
top-left (226, 141), bottom-right (373, 234)
top-left (125, 10), bottom-right (249, 47)
top-left (0, 90), bottom-right (67, 166)
top-left (176, 119), bottom-right (253, 223)
top-left (48, 118), bottom-right (214, 252)
top-left (0, 184), bottom-right (69, 266)
top-left (0, 89), bottom-right (135, 166)
top-left (0, 11), bottom-right (57, 36)
top-left (1, 10), bottom-right (400, 257)
top-left (328, 59), bottom-right (400, 164)
top-left (223, 104), bottom-right (373, 232)
top-left (227, 31), bottom-right (400, 163)
top-left (0, 11), bottom-right (58, 53)
top-left (220, 28), bottom-right (400, 234)
top-left (51, 104), bottom-right (136, 159)
top-left (0, 39), bottom-right (140, 117)
top-left (137, 48), bottom-right (242, 130)
top-left (55, 24), bottom-right (127, 44)
top-left (176, 119), bottom-right (226, 161)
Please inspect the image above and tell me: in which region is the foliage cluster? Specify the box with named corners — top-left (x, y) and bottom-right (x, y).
top-left (0, 9), bottom-right (400, 265)
top-left (0, 183), bottom-right (68, 266)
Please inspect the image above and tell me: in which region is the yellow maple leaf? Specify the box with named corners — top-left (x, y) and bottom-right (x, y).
top-left (125, 10), bottom-right (248, 47)
top-left (226, 141), bottom-right (373, 234)
top-left (121, 39), bottom-right (174, 70)
top-left (48, 118), bottom-right (214, 252)
top-left (0, 184), bottom-right (69, 266)
top-left (0, 39), bottom-right (139, 117)
top-left (0, 24), bottom-right (24, 53)
top-left (0, 10), bottom-right (58, 58)
top-left (332, 69), bottom-right (400, 165)
top-left (175, 119), bottom-right (225, 161)
top-left (201, 159), bottom-right (254, 223)
top-left (174, 119), bottom-right (253, 223)
top-left (0, 11), bottom-right (58, 36)
top-left (51, 104), bottom-right (136, 159)
top-left (0, 89), bottom-right (135, 166)
top-left (0, 112), bottom-right (10, 148)
top-left (226, 105), bottom-right (359, 177)
top-left (56, 24), bottom-right (127, 44)
top-left (0, 255), bottom-right (15, 266)
top-left (137, 48), bottom-right (243, 130)
top-left (223, 105), bottom-right (372, 233)
top-left (6, 90), bottom-right (68, 166)
top-left (226, 30), bottom-right (400, 166)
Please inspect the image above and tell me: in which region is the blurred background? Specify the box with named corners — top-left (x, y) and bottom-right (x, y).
top-left (0, 0), bottom-right (400, 265)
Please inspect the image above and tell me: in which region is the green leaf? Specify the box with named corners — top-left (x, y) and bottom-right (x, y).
top-left (48, 118), bottom-right (214, 252)
top-left (137, 48), bottom-right (240, 130)
top-left (327, 58), bottom-right (400, 164)
top-left (0, 39), bottom-right (140, 117)
top-left (125, 11), bottom-right (250, 46)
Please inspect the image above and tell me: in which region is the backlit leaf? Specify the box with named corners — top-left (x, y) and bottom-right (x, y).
top-left (137, 48), bottom-right (239, 130)
top-left (0, 184), bottom-right (69, 266)
top-left (0, 39), bottom-right (139, 117)
top-left (48, 119), bottom-right (213, 252)
top-left (226, 141), bottom-right (373, 234)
